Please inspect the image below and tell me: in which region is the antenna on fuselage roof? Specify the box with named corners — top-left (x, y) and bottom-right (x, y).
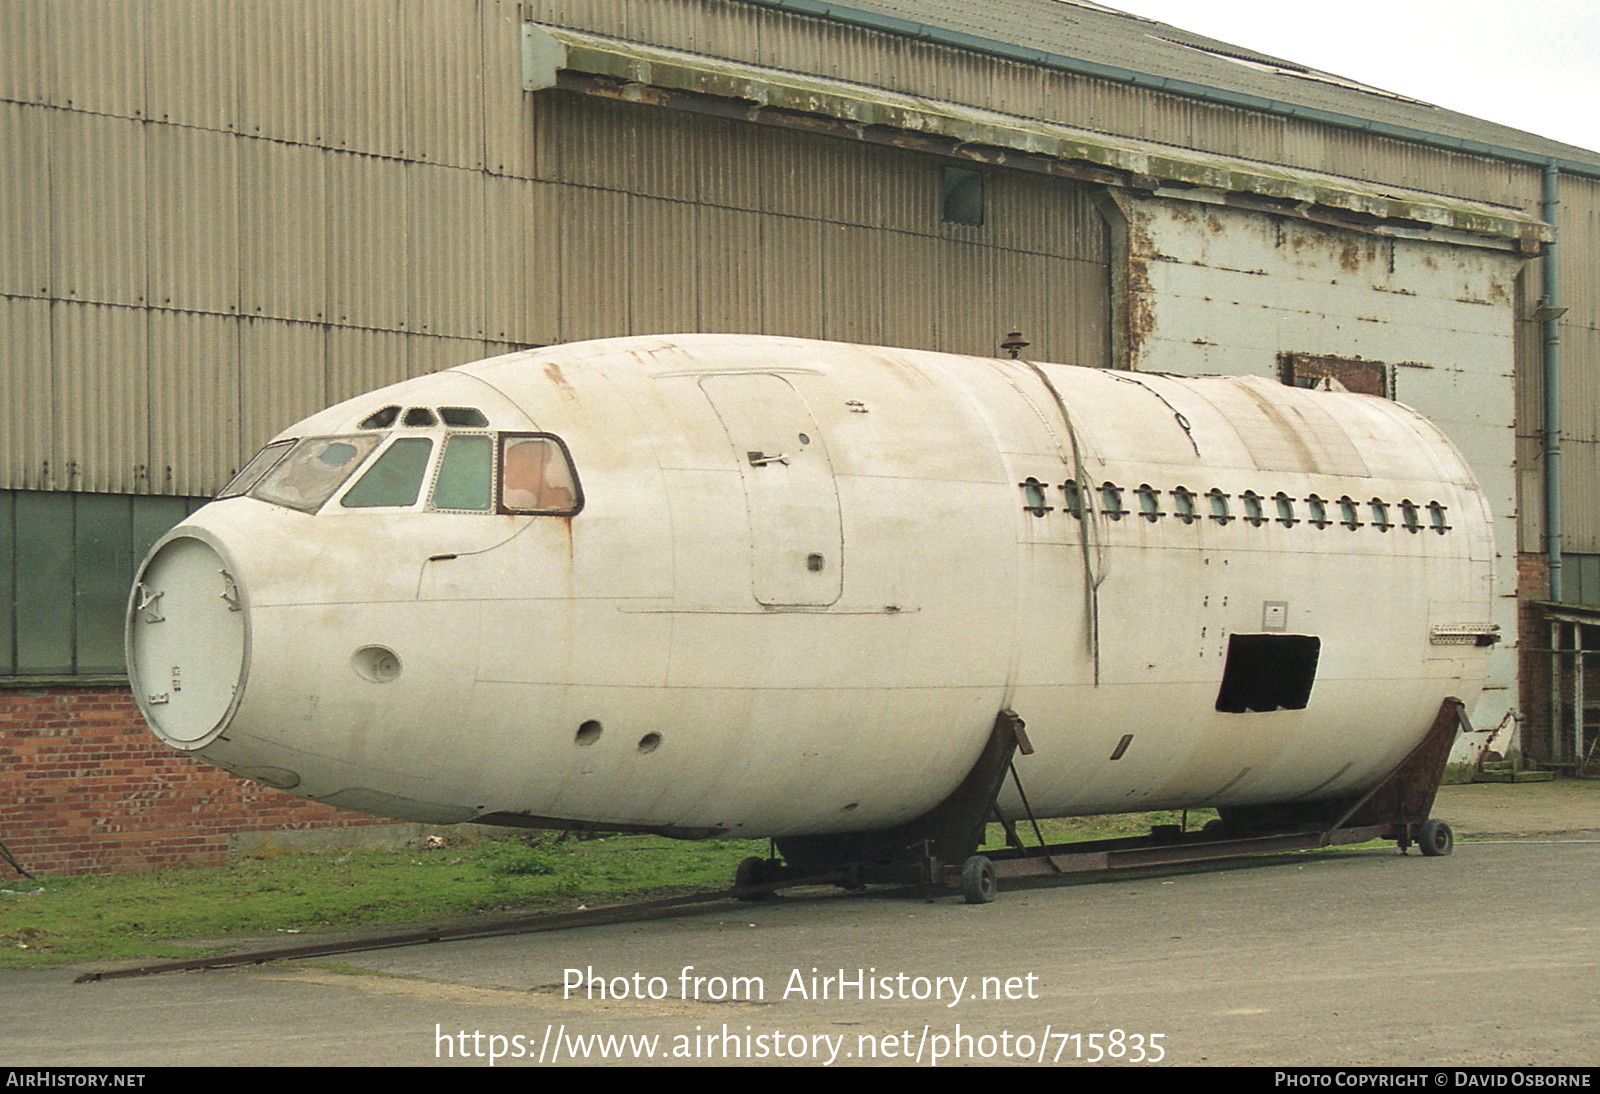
top-left (1000, 332), bottom-right (1030, 359)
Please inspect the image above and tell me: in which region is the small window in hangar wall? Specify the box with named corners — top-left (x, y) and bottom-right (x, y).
top-left (1564, 554), bottom-right (1600, 607)
top-left (1278, 352), bottom-right (1389, 398)
top-left (940, 166), bottom-right (984, 227)
top-left (0, 491), bottom-right (208, 679)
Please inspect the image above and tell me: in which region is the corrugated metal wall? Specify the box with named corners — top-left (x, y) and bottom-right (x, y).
top-left (1555, 174), bottom-right (1600, 553)
top-left (2, 0), bottom-right (1596, 566)
top-left (0, 0), bottom-right (1111, 498)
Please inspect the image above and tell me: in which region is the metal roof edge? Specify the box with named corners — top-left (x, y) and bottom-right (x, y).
top-left (528, 24), bottom-right (1551, 246)
top-left (731, 0), bottom-right (1600, 178)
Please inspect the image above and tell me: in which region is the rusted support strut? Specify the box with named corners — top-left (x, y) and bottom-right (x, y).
top-left (930, 696), bottom-right (1468, 900)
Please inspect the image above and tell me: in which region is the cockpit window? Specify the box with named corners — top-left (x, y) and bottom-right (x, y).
top-left (403, 407), bottom-right (437, 427)
top-left (250, 435), bottom-right (381, 512)
top-left (340, 437), bottom-right (434, 508)
top-left (500, 434), bottom-right (582, 515)
top-left (431, 435), bottom-right (492, 511)
top-left (218, 440), bottom-right (294, 499)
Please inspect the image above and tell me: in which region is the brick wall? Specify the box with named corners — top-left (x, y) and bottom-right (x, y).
top-left (0, 685), bottom-right (396, 878)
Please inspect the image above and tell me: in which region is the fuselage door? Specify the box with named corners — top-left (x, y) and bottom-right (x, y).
top-left (699, 373), bottom-right (843, 607)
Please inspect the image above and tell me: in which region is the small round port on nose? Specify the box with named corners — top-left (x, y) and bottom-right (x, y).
top-left (351, 645), bottom-right (402, 683)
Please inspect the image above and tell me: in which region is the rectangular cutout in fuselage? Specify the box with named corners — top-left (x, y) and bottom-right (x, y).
top-left (1215, 634), bottom-right (1320, 713)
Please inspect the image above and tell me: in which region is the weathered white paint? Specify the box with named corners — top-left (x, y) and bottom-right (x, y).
top-left (1118, 195), bottom-right (1521, 763)
top-left (128, 335), bottom-right (1495, 837)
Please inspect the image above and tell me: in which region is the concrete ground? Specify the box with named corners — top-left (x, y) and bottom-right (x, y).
top-left (3, 779), bottom-right (1598, 1068)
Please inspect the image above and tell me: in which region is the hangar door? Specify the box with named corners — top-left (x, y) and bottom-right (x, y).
top-left (699, 374), bottom-right (843, 607)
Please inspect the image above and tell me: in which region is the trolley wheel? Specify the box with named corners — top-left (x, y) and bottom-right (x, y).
top-left (1416, 818), bottom-right (1454, 857)
top-left (960, 855), bottom-right (998, 904)
top-left (735, 856), bottom-right (776, 900)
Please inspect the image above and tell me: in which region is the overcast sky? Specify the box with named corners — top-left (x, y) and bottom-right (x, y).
top-left (1085, 0), bottom-right (1600, 155)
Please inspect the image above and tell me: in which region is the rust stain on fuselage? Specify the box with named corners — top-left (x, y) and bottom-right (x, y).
top-left (544, 362), bottom-right (577, 398)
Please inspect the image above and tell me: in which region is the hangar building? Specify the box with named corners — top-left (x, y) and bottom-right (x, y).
top-left (2, 0), bottom-right (1596, 874)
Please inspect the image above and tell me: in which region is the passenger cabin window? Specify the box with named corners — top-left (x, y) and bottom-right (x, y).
top-left (431, 435), bottom-right (493, 511)
top-left (1306, 494), bottom-right (1331, 529)
top-left (341, 437), bottom-right (433, 508)
top-left (1172, 487), bottom-right (1197, 524)
top-left (501, 435), bottom-right (582, 515)
top-left (1273, 492), bottom-right (1298, 526)
top-left (1241, 491), bottom-right (1265, 527)
top-left (1368, 498), bottom-right (1393, 532)
top-left (250, 435), bottom-right (381, 512)
top-left (1020, 478), bottom-right (1051, 517)
top-left (1061, 480), bottom-right (1085, 518)
top-left (1207, 489), bottom-right (1233, 524)
top-left (1136, 484), bottom-right (1162, 522)
top-left (1100, 483), bottom-right (1126, 521)
top-left (1400, 499), bottom-right (1422, 533)
top-left (1427, 502), bottom-right (1451, 534)
top-left (1337, 496), bottom-right (1362, 530)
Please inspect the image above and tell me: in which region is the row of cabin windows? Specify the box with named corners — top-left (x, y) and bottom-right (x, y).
top-left (1019, 479), bottom-right (1451, 534)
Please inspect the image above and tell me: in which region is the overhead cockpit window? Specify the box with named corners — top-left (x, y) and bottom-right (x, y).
top-left (501, 434), bottom-right (582, 515)
top-left (250, 435), bottom-right (381, 512)
top-left (360, 406), bottom-right (400, 429)
top-left (439, 407), bottom-right (489, 428)
top-left (403, 407), bottom-right (438, 427)
top-left (218, 440), bottom-right (294, 499)
top-left (341, 437), bottom-right (434, 508)
top-left (431, 435), bottom-right (493, 511)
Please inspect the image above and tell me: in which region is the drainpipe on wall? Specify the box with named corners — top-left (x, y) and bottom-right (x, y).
top-left (1542, 162), bottom-right (1563, 603)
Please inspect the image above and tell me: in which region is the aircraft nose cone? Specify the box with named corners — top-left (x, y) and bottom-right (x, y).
top-left (126, 533), bottom-right (248, 749)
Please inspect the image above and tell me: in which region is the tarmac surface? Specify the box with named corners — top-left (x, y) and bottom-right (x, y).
top-left (4, 779), bottom-right (1599, 1068)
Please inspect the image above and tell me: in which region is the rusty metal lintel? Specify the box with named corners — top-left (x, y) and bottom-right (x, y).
top-left (555, 71), bottom-right (1534, 249)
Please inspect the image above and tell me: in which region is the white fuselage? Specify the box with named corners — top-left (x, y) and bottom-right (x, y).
top-left (127, 335), bottom-right (1495, 839)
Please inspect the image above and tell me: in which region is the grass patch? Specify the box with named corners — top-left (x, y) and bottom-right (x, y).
top-left (0, 834), bottom-right (766, 970)
top-left (0, 811), bottom-right (1223, 970)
